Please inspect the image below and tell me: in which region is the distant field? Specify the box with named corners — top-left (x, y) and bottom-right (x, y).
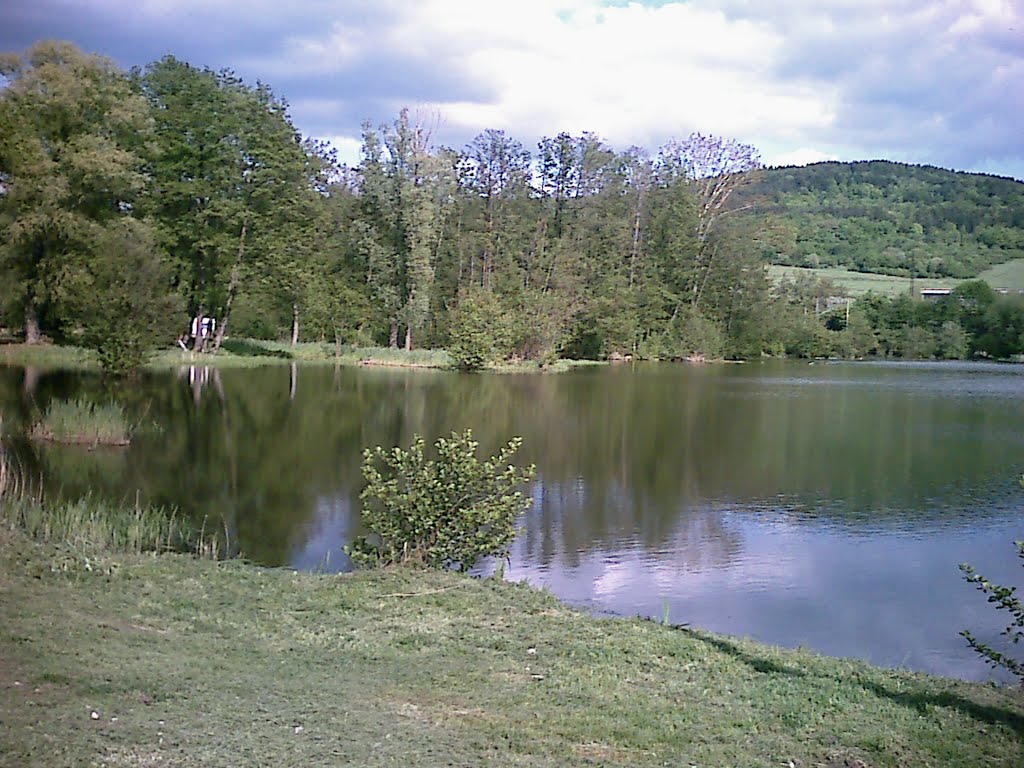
top-left (766, 265), bottom-right (960, 297)
top-left (977, 258), bottom-right (1024, 291)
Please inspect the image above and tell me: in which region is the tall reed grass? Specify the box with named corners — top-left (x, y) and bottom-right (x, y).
top-left (30, 398), bottom-right (131, 446)
top-left (0, 447), bottom-right (222, 558)
top-left (4, 496), bottom-right (187, 554)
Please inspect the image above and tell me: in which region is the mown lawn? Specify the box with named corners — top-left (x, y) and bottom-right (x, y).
top-left (1, 530), bottom-right (1021, 768)
top-left (766, 266), bottom-right (961, 297)
top-left (768, 260), bottom-right (1024, 297)
top-left (977, 258), bottom-right (1024, 292)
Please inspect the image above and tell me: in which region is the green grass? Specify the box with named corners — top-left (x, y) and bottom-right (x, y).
top-left (151, 341), bottom-right (454, 370)
top-left (768, 265), bottom-right (961, 297)
top-left (0, 529), bottom-right (1021, 767)
top-left (978, 258), bottom-right (1024, 292)
top-left (347, 345), bottom-right (454, 368)
top-left (2, 340), bottom-right (607, 374)
top-left (489, 358), bottom-right (607, 373)
top-left (1, 497), bottom-right (190, 558)
top-left (0, 449), bottom-right (225, 563)
top-left (0, 342), bottom-right (97, 369)
top-left (769, 260), bottom-right (1024, 297)
top-left (29, 398), bottom-right (131, 446)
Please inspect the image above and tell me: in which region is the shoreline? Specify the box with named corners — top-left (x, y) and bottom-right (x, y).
top-left (3, 341), bottom-right (1022, 374)
top-left (1, 529), bottom-right (1021, 766)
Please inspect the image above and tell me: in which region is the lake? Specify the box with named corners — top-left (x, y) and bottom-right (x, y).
top-left (2, 359), bottom-right (1022, 682)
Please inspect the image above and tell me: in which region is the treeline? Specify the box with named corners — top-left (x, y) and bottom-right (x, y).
top-left (1, 42), bottom-right (1023, 369)
top-left (777, 278), bottom-right (1024, 360)
top-left (744, 161), bottom-right (1024, 278)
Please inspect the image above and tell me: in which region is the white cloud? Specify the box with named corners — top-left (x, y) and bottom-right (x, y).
top-left (321, 135), bottom-right (363, 168)
top-left (4, 0), bottom-right (1022, 177)
top-left (298, 0), bottom-right (839, 152)
top-left (770, 147), bottom-right (841, 167)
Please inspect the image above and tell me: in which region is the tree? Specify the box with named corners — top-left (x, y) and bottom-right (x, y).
top-left (348, 430), bottom-right (535, 571)
top-left (657, 133), bottom-right (762, 314)
top-left (134, 57), bottom-right (238, 350)
top-left (458, 129), bottom-right (532, 292)
top-left (138, 57), bottom-right (316, 351)
top-left (0, 41), bottom-right (156, 345)
top-left (446, 287), bottom-right (513, 370)
top-left (357, 109), bottom-right (452, 349)
top-left (934, 320), bottom-right (968, 359)
top-left (63, 219), bottom-right (184, 372)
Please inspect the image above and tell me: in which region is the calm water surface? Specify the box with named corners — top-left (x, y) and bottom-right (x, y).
top-left (2, 359), bottom-right (1022, 681)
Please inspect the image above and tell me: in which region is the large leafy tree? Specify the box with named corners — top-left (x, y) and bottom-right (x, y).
top-left (358, 109), bottom-right (452, 349)
top-left (0, 41), bottom-right (172, 348)
top-left (137, 58), bottom-right (316, 350)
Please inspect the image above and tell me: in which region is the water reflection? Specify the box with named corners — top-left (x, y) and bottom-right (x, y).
top-left (507, 505), bottom-right (1022, 682)
top-left (0, 359), bottom-right (1022, 681)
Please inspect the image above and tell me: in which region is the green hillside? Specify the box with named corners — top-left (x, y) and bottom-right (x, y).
top-left (742, 161), bottom-right (1024, 279)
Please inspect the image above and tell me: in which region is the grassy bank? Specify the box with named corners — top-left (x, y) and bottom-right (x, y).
top-left (3, 341), bottom-right (456, 372)
top-left (0, 343), bottom-right (97, 370)
top-left (1, 340), bottom-right (612, 374)
top-left (0, 531), bottom-right (1021, 767)
top-left (153, 341), bottom-right (454, 370)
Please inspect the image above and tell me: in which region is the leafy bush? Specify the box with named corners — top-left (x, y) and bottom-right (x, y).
top-left (447, 289), bottom-right (513, 370)
top-left (960, 476), bottom-right (1024, 683)
top-left (348, 430), bottom-right (535, 571)
top-left (960, 539), bottom-right (1024, 682)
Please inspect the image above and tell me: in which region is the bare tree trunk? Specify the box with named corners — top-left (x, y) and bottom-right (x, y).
top-left (24, 300), bottom-right (41, 345)
top-left (213, 311), bottom-right (230, 352)
top-left (629, 183), bottom-right (647, 289)
top-left (22, 366), bottom-right (40, 399)
top-left (213, 222), bottom-right (247, 352)
top-left (194, 310), bottom-right (208, 353)
top-left (404, 325), bottom-right (412, 351)
top-left (291, 304), bottom-right (300, 346)
top-left (389, 321), bottom-right (399, 349)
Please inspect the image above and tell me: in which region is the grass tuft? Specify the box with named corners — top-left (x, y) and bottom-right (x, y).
top-left (352, 345), bottom-right (454, 368)
top-left (2, 495), bottom-right (183, 555)
top-left (29, 397), bottom-right (132, 446)
top-left (0, 449), bottom-right (223, 562)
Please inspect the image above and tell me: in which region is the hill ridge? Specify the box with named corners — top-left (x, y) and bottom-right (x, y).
top-left (741, 160), bottom-right (1024, 278)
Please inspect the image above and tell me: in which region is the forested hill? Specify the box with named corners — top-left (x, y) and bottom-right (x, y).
top-left (741, 161), bottom-right (1024, 278)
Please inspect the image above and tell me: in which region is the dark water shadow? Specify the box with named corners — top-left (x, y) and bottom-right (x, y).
top-left (679, 627), bottom-right (1024, 734)
top-left (680, 627), bottom-right (809, 678)
top-left (857, 678), bottom-right (1024, 735)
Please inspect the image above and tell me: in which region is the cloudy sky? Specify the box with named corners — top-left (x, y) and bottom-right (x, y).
top-left (4, 0), bottom-right (1022, 178)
